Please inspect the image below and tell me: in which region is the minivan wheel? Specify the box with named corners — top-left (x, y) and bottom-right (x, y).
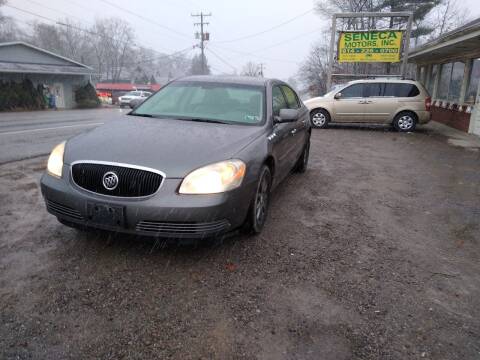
top-left (243, 166), bottom-right (272, 235)
top-left (310, 109), bottom-right (330, 128)
top-left (393, 112), bottom-right (417, 132)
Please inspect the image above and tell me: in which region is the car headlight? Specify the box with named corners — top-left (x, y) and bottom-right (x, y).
top-left (179, 159), bottom-right (246, 194)
top-left (47, 141), bottom-right (65, 178)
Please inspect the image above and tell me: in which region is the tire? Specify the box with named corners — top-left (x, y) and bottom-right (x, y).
top-left (393, 111), bottom-right (417, 132)
top-left (310, 109), bottom-right (330, 128)
top-left (243, 166), bottom-right (272, 235)
top-left (294, 137), bottom-right (310, 173)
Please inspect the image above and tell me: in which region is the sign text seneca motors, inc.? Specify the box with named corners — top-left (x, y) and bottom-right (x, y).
top-left (338, 31), bottom-right (403, 63)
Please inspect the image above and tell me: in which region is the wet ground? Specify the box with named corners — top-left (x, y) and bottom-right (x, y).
top-left (1, 125), bottom-right (479, 359)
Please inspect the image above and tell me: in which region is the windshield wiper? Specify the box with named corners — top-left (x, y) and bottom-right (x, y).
top-left (129, 113), bottom-right (153, 118)
top-left (181, 117), bottom-right (230, 124)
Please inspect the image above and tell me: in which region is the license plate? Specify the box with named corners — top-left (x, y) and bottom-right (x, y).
top-left (87, 202), bottom-right (125, 227)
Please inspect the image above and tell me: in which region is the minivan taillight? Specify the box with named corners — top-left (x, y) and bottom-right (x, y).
top-left (425, 96), bottom-right (432, 111)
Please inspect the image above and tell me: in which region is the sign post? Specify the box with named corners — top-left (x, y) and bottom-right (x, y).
top-left (326, 12), bottom-right (413, 90)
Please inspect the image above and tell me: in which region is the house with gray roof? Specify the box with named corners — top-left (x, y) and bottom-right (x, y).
top-left (0, 41), bottom-right (96, 109)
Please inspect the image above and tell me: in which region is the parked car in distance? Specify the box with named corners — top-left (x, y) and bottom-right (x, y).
top-left (129, 96), bottom-right (149, 109)
top-left (304, 79), bottom-right (431, 132)
top-left (118, 91), bottom-right (152, 107)
top-left (41, 76), bottom-right (311, 240)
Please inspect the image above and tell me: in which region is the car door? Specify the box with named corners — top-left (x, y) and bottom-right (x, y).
top-left (363, 82), bottom-right (396, 123)
top-left (281, 85), bottom-right (308, 159)
top-left (271, 85), bottom-right (298, 180)
top-left (332, 83), bottom-right (365, 122)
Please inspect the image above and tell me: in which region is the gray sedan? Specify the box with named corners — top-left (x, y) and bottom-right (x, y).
top-left (41, 76), bottom-right (311, 239)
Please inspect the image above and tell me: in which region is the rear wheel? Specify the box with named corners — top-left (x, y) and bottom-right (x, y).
top-left (243, 166), bottom-right (272, 235)
top-left (310, 109), bottom-right (330, 128)
top-left (393, 111), bottom-right (417, 132)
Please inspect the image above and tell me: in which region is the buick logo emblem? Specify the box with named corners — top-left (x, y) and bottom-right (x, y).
top-left (102, 171), bottom-right (119, 190)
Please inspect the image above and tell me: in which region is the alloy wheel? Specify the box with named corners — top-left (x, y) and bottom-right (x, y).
top-left (398, 115), bottom-right (414, 130)
top-left (312, 112), bottom-right (326, 127)
top-left (255, 173), bottom-right (269, 226)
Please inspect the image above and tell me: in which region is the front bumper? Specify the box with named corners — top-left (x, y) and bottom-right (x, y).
top-left (40, 165), bottom-right (255, 238)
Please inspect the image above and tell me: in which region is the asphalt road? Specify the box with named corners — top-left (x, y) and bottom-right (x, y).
top-left (0, 108), bottom-right (126, 164)
top-left (1, 124), bottom-right (479, 359)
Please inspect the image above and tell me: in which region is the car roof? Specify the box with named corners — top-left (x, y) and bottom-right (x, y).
top-left (348, 78), bottom-right (420, 85)
top-left (176, 75), bottom-right (272, 86)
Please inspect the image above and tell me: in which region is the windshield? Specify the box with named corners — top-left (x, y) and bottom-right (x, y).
top-left (133, 82), bottom-right (265, 125)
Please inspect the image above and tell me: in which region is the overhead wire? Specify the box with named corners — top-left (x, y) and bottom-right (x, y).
top-left (205, 46), bottom-right (237, 72)
top-left (97, 0), bottom-right (191, 40)
top-left (4, 3), bottom-right (194, 63)
top-left (212, 8), bottom-right (314, 44)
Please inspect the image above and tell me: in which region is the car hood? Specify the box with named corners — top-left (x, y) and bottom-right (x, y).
top-left (65, 117), bottom-right (266, 178)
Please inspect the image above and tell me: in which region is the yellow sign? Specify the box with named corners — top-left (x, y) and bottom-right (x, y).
top-left (338, 31), bottom-right (403, 63)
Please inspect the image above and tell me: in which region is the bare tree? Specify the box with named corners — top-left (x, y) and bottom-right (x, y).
top-left (423, 0), bottom-right (470, 42)
top-left (298, 41), bottom-right (330, 97)
top-left (241, 62), bottom-right (260, 77)
top-left (0, 0), bottom-right (23, 42)
top-left (91, 18), bottom-right (135, 82)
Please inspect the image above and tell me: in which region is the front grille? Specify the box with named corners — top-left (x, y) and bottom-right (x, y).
top-left (136, 220), bottom-right (230, 235)
top-left (71, 163), bottom-right (163, 197)
top-left (46, 200), bottom-right (83, 220)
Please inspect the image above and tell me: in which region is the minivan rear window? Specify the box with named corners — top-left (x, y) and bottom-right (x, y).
top-left (384, 83), bottom-right (420, 97)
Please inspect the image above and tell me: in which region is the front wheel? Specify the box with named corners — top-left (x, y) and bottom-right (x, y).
top-left (310, 109), bottom-right (330, 128)
top-left (243, 166), bottom-right (272, 235)
top-left (393, 112), bottom-right (417, 132)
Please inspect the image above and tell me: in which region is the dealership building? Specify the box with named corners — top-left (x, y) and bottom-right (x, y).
top-left (410, 18), bottom-right (480, 136)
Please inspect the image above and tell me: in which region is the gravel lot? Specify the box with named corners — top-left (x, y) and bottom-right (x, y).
top-left (1, 125), bottom-right (479, 359)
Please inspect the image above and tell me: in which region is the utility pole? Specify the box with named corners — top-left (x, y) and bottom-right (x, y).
top-left (192, 12), bottom-right (211, 75)
top-left (258, 63), bottom-right (265, 77)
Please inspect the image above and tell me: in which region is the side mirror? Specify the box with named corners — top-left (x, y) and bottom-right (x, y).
top-left (334, 92), bottom-right (342, 100)
top-left (275, 108), bottom-right (298, 123)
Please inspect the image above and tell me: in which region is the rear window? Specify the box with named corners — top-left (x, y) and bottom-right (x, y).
top-left (384, 83), bottom-right (420, 97)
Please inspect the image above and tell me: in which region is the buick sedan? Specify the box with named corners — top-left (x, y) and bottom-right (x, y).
top-left (41, 76), bottom-right (311, 239)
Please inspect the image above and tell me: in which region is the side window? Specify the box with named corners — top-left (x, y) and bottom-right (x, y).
top-left (281, 85), bottom-right (300, 109)
top-left (340, 84), bottom-right (364, 98)
top-left (384, 83), bottom-right (420, 97)
top-left (364, 83), bottom-right (383, 97)
top-left (272, 86), bottom-right (288, 116)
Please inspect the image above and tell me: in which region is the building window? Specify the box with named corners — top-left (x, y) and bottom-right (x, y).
top-left (427, 65), bottom-right (437, 96)
top-left (419, 66), bottom-right (426, 84)
top-left (437, 62), bottom-right (465, 102)
top-left (449, 62), bottom-right (465, 102)
top-left (465, 58), bottom-right (480, 104)
top-left (438, 63), bottom-right (452, 100)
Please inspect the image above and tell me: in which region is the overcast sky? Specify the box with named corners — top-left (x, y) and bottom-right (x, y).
top-left (4, 0), bottom-right (480, 80)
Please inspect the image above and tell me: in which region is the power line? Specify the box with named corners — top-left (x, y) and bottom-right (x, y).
top-left (97, 0), bottom-right (191, 40)
top-left (205, 46), bottom-right (236, 72)
top-left (22, 0), bottom-right (93, 25)
top-left (208, 43), bottom-right (299, 64)
top-left (5, 3), bottom-right (190, 63)
top-left (213, 8), bottom-right (314, 43)
top-left (250, 28), bottom-right (321, 53)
